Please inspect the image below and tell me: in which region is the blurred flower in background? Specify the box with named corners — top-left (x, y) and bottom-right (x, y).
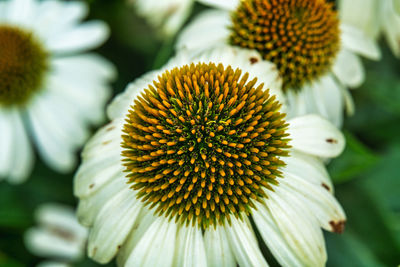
top-left (24, 203), bottom-right (88, 267)
top-left (0, 0), bottom-right (116, 184)
top-left (339, 0), bottom-right (400, 58)
top-left (74, 47), bottom-right (346, 266)
top-left (177, 0), bottom-right (381, 127)
top-left (128, 0), bottom-right (195, 38)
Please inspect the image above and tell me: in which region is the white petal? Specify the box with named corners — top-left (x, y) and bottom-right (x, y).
top-left (87, 187), bottom-right (142, 264)
top-left (32, 0), bottom-right (88, 40)
top-left (382, 0), bottom-right (400, 57)
top-left (252, 205), bottom-right (303, 267)
top-left (224, 217), bottom-right (268, 267)
top-left (0, 109), bottom-right (16, 179)
top-left (76, 177), bottom-right (127, 227)
top-left (6, 0), bottom-right (36, 26)
top-left (173, 225), bottom-right (207, 267)
top-left (265, 189), bottom-right (327, 267)
top-left (25, 227), bottom-right (84, 260)
top-left (7, 110), bottom-right (34, 183)
top-left (47, 67), bottom-right (110, 125)
top-left (341, 85), bottom-right (356, 116)
top-left (107, 71), bottom-right (159, 120)
top-left (0, 108), bottom-right (34, 183)
top-left (279, 173), bottom-right (346, 232)
top-left (341, 23), bottom-right (381, 60)
top-left (197, 0), bottom-right (239, 10)
top-left (27, 96), bottom-right (76, 172)
top-left (36, 203), bottom-right (87, 239)
top-left (204, 226), bottom-right (235, 267)
top-left (52, 54), bottom-right (116, 81)
top-left (283, 150), bottom-right (333, 192)
top-left (116, 210), bottom-right (157, 266)
top-left (332, 49), bottom-right (365, 88)
top-left (46, 21), bottom-right (109, 54)
top-left (287, 115), bottom-right (345, 158)
top-left (176, 10), bottom-right (230, 52)
top-left (311, 75), bottom-right (344, 128)
top-left (124, 218), bottom-right (177, 267)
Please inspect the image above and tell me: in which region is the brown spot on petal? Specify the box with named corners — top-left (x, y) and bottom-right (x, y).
top-left (330, 220), bottom-right (346, 233)
top-left (321, 183), bottom-right (330, 191)
top-left (326, 138), bottom-right (338, 144)
top-left (249, 57), bottom-right (259, 64)
top-left (106, 126), bottom-right (115, 132)
top-left (89, 184), bottom-right (95, 189)
top-left (102, 140), bottom-right (112, 145)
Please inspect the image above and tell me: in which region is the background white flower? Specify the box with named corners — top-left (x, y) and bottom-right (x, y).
top-left (74, 47), bottom-right (346, 267)
top-left (339, 0), bottom-right (400, 57)
top-left (176, 0), bottom-right (381, 128)
top-left (129, 0), bottom-right (195, 37)
top-left (0, 0), bottom-right (116, 184)
top-left (24, 203), bottom-right (88, 266)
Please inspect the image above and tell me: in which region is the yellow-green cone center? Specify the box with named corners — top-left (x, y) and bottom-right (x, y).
top-left (0, 25), bottom-right (49, 106)
top-left (122, 63), bottom-right (291, 228)
top-left (229, 0), bottom-right (340, 90)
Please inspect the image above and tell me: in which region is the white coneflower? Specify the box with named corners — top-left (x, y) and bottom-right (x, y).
top-left (176, 0), bottom-right (381, 127)
top-left (0, 0), bottom-right (116, 183)
top-left (74, 47), bottom-right (346, 267)
top-left (24, 203), bottom-right (88, 266)
top-left (129, 0), bottom-right (195, 37)
top-left (339, 0), bottom-right (400, 58)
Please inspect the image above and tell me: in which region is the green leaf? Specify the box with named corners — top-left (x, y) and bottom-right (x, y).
top-left (328, 131), bottom-right (379, 184)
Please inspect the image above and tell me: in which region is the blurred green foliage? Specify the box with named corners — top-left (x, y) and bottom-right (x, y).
top-left (0, 0), bottom-right (399, 266)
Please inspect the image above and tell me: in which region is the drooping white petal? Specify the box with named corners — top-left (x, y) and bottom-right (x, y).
top-left (176, 10), bottom-right (230, 52)
top-left (287, 114), bottom-right (345, 158)
top-left (0, 108), bottom-right (34, 183)
top-left (46, 21), bottom-right (109, 54)
top-left (0, 109), bottom-right (16, 180)
top-left (7, 110), bottom-right (34, 183)
top-left (279, 173), bottom-right (346, 232)
top-left (107, 71), bottom-right (159, 120)
top-left (27, 95), bottom-right (76, 172)
top-left (224, 217), bottom-right (269, 267)
top-left (311, 74), bottom-right (344, 128)
top-left (264, 188), bottom-right (327, 267)
top-left (87, 187), bottom-right (142, 264)
top-left (382, 0), bottom-right (400, 57)
top-left (341, 23), bottom-right (381, 60)
top-left (283, 150), bottom-right (333, 192)
top-left (52, 54), bottom-right (116, 82)
top-left (25, 227), bottom-right (84, 260)
top-left (197, 0), bottom-right (239, 10)
top-left (36, 203), bottom-right (87, 239)
top-left (46, 69), bottom-right (110, 125)
top-left (124, 218), bottom-right (178, 267)
top-left (338, 0), bottom-right (380, 39)
top-left (173, 225), bottom-right (207, 267)
top-left (252, 204), bottom-right (303, 267)
top-left (332, 49), bottom-right (365, 88)
top-left (76, 178), bottom-right (127, 227)
top-left (116, 210), bottom-right (157, 267)
top-left (5, 0), bottom-right (36, 26)
top-left (74, 122), bottom-right (122, 197)
top-left (32, 0), bottom-right (88, 40)
top-left (204, 225), bottom-right (235, 267)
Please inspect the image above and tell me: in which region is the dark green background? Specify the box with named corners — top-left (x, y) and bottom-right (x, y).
top-left (0, 0), bottom-right (399, 266)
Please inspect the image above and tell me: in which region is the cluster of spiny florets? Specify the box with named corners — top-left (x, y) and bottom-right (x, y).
top-left (122, 62), bottom-right (291, 229)
top-left (0, 25), bottom-right (48, 105)
top-left (230, 0), bottom-right (340, 90)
